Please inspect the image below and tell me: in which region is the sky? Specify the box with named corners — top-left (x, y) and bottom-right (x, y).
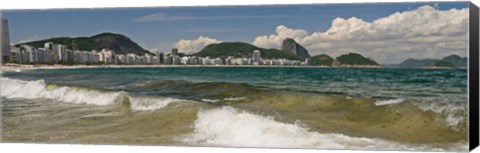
top-left (0, 1), bottom-right (470, 64)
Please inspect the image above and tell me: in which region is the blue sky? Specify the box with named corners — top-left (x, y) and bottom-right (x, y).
top-left (0, 1), bottom-right (469, 64)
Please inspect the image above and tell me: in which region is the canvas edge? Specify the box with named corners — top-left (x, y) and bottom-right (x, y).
top-left (469, 1), bottom-right (479, 152)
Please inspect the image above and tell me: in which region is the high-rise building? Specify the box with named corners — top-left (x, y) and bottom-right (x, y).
top-left (171, 48), bottom-right (178, 56)
top-left (252, 50), bottom-right (261, 65)
top-left (44, 42), bottom-right (54, 50)
top-left (53, 44), bottom-right (66, 63)
top-left (1, 17), bottom-right (11, 63)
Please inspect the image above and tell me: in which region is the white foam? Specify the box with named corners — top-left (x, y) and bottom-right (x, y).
top-left (1, 77), bottom-right (185, 111)
top-left (1, 77), bottom-right (123, 105)
top-left (374, 98), bottom-right (404, 106)
top-left (183, 106), bottom-right (460, 151)
top-left (129, 96), bottom-right (180, 111)
top-left (414, 99), bottom-right (467, 128)
top-left (80, 113), bottom-right (119, 118)
top-left (201, 98), bottom-right (220, 103)
top-left (223, 97), bottom-right (245, 101)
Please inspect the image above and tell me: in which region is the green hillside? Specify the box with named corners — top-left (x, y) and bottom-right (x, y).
top-left (16, 33), bottom-right (150, 55)
top-left (193, 42), bottom-right (304, 60)
top-left (334, 53), bottom-right (379, 66)
top-left (310, 54), bottom-right (333, 66)
top-left (432, 60), bottom-right (455, 68)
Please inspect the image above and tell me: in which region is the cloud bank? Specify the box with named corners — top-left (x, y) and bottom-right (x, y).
top-left (174, 36), bottom-right (221, 54)
top-left (253, 5), bottom-right (469, 64)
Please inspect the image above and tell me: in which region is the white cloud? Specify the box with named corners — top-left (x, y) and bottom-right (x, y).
top-left (174, 36), bottom-right (221, 54)
top-left (253, 25), bottom-right (308, 49)
top-left (252, 5), bottom-right (469, 64)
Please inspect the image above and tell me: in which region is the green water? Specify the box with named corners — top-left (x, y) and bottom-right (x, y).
top-left (0, 67), bottom-right (469, 151)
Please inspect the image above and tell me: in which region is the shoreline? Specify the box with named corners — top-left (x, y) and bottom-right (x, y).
top-left (0, 63), bottom-right (460, 72)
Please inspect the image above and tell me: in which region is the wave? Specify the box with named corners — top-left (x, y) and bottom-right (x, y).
top-left (182, 106), bottom-right (465, 151)
top-left (0, 77), bottom-right (183, 111)
top-left (129, 96), bottom-right (183, 111)
top-left (130, 79), bottom-right (263, 99)
top-left (374, 98), bottom-right (404, 106)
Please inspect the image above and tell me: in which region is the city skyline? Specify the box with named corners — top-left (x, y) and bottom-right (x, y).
top-left (0, 1), bottom-right (469, 64)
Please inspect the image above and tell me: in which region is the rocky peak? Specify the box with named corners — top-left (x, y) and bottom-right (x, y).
top-left (280, 38), bottom-right (310, 58)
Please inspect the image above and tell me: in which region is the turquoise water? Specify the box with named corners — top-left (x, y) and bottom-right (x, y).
top-left (0, 67), bottom-right (469, 151)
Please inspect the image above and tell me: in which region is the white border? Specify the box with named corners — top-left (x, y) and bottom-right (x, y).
top-left (0, 0), bottom-right (478, 153)
top-left (0, 0), bottom-right (476, 9)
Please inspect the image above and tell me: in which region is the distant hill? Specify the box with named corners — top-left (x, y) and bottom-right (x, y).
top-left (432, 60), bottom-right (455, 68)
top-left (395, 54), bottom-right (467, 68)
top-left (280, 38), bottom-right (310, 58)
top-left (440, 54), bottom-right (467, 68)
top-left (396, 59), bottom-right (439, 68)
top-left (193, 42), bottom-right (304, 60)
top-left (332, 53), bottom-right (379, 67)
top-left (16, 33), bottom-right (150, 55)
top-left (310, 54), bottom-right (333, 66)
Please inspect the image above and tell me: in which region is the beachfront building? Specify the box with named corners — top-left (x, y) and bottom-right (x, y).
top-left (144, 53), bottom-right (152, 64)
top-left (126, 53), bottom-right (136, 65)
top-left (171, 48), bottom-right (178, 56)
top-left (90, 51), bottom-right (100, 64)
top-left (44, 42), bottom-right (54, 50)
top-left (74, 51), bottom-right (85, 64)
top-left (252, 50), bottom-right (261, 65)
top-left (5, 44), bottom-right (308, 67)
top-left (156, 52), bottom-right (164, 64)
top-left (114, 54), bottom-right (126, 64)
top-left (52, 44), bottom-right (66, 63)
top-left (18, 45), bottom-right (35, 64)
top-left (303, 58), bottom-right (310, 66)
top-left (172, 55), bottom-right (181, 65)
top-left (100, 49), bottom-right (114, 64)
top-left (1, 17), bottom-right (11, 63)
top-left (63, 50), bottom-right (74, 64)
top-left (230, 57), bottom-right (248, 65)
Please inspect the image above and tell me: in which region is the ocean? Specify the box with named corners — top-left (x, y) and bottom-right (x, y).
top-left (0, 67), bottom-right (469, 151)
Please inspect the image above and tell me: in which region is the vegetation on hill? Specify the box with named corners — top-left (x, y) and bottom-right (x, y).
top-left (310, 54), bottom-right (333, 66)
top-left (193, 42), bottom-right (304, 60)
top-left (440, 54), bottom-right (467, 68)
top-left (395, 54), bottom-right (467, 68)
top-left (16, 33), bottom-right (150, 55)
top-left (432, 60), bottom-right (455, 68)
top-left (334, 53), bottom-right (379, 66)
top-left (396, 59), bottom-right (438, 68)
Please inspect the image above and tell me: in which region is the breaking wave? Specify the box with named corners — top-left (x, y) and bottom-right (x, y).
top-left (375, 98), bottom-right (404, 106)
top-left (0, 77), bottom-right (182, 111)
top-left (182, 106), bottom-right (466, 151)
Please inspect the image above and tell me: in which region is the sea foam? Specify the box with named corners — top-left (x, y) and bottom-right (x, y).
top-left (1, 77), bottom-right (179, 111)
top-left (183, 106), bottom-right (455, 151)
top-left (374, 98), bottom-right (404, 106)
top-left (1, 77), bottom-right (123, 105)
top-left (129, 96), bottom-right (181, 111)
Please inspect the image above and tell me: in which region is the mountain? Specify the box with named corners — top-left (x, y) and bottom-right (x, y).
top-left (193, 42), bottom-right (303, 60)
top-left (280, 38), bottom-right (311, 58)
top-left (332, 53), bottom-right (379, 67)
top-left (16, 33), bottom-right (150, 55)
top-left (395, 54), bottom-right (467, 68)
top-left (432, 60), bottom-right (455, 68)
top-left (439, 54), bottom-right (467, 68)
top-left (310, 54), bottom-right (333, 66)
top-left (396, 59), bottom-right (439, 68)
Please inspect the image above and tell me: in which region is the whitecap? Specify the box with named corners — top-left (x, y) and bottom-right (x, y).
top-left (374, 99), bottom-right (404, 106)
top-left (182, 106), bottom-right (459, 151)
